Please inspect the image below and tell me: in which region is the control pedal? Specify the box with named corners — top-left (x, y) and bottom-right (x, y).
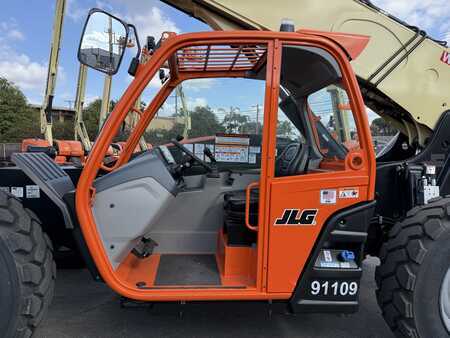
top-left (131, 237), bottom-right (158, 259)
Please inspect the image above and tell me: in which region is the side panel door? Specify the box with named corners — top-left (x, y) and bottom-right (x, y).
top-left (264, 42), bottom-right (373, 293)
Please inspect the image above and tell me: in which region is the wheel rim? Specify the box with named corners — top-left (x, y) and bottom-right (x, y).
top-left (441, 267), bottom-right (450, 333)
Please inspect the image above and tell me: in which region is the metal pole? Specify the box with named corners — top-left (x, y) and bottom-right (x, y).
top-left (98, 75), bottom-right (112, 131)
top-left (327, 85), bottom-right (350, 142)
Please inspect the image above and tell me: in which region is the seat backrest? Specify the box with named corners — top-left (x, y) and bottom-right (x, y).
top-left (287, 144), bottom-right (310, 176)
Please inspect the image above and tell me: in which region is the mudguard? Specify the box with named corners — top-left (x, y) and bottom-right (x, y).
top-left (11, 152), bottom-right (75, 228)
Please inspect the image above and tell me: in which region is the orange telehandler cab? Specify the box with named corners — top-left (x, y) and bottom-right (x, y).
top-left (2, 8), bottom-right (450, 338)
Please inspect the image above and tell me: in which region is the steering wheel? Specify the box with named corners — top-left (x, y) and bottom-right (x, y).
top-left (170, 139), bottom-right (213, 172)
top-left (275, 143), bottom-right (301, 177)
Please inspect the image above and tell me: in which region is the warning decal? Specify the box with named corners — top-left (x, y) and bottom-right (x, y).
top-left (339, 188), bottom-right (359, 199)
top-left (26, 185), bottom-right (40, 199)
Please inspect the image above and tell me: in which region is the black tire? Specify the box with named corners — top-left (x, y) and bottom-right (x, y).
top-left (375, 197), bottom-right (450, 338)
top-left (0, 191), bottom-right (56, 338)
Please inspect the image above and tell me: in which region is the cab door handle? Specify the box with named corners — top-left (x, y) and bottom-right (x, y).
top-left (245, 181), bottom-right (259, 232)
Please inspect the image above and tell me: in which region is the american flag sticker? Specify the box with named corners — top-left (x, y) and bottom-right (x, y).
top-left (320, 189), bottom-right (337, 204)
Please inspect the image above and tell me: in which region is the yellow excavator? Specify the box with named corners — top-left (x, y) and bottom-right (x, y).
top-left (163, 0), bottom-right (449, 151)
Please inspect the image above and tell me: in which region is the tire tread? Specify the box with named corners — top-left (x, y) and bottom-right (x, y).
top-left (0, 192), bottom-right (55, 337)
top-left (375, 198), bottom-right (450, 337)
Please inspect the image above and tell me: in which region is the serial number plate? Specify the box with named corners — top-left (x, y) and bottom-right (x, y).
top-left (310, 280), bottom-right (359, 298)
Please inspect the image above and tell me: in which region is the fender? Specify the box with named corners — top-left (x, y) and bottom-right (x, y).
top-left (10, 152), bottom-right (101, 281)
top-left (11, 152), bottom-right (75, 229)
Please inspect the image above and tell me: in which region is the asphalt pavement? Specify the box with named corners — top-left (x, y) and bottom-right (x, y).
top-left (35, 257), bottom-right (394, 338)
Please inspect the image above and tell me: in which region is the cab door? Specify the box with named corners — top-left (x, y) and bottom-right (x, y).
top-left (263, 42), bottom-right (375, 294)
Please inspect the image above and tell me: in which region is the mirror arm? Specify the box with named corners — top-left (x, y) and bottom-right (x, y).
top-left (127, 24), bottom-right (141, 76)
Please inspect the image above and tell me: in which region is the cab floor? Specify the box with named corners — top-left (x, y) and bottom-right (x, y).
top-left (155, 254), bottom-right (221, 286)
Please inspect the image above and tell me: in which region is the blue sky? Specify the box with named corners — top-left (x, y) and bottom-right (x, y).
top-left (0, 0), bottom-right (209, 108)
top-left (0, 0), bottom-right (449, 122)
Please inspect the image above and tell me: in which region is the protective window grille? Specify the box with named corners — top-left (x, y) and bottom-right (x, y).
top-left (176, 44), bottom-right (267, 72)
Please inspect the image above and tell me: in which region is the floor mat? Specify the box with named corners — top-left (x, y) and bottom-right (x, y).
top-left (155, 254), bottom-right (221, 286)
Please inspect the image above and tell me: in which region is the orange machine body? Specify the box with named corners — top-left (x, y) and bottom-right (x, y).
top-left (21, 138), bottom-right (51, 152)
top-left (21, 138), bottom-right (85, 164)
top-left (75, 30), bottom-right (376, 301)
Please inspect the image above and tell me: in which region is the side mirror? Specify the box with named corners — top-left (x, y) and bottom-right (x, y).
top-left (78, 9), bottom-right (129, 75)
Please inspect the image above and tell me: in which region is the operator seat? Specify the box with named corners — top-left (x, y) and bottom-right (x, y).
top-left (223, 143), bottom-right (310, 245)
top-left (275, 142), bottom-right (310, 177)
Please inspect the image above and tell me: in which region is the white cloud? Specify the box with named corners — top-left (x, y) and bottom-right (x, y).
top-left (371, 0), bottom-right (450, 39)
top-left (127, 7), bottom-right (180, 42)
top-left (85, 94), bottom-right (101, 105)
top-left (0, 18), bottom-right (25, 41)
top-left (0, 18), bottom-right (49, 95)
top-left (0, 30), bottom-right (65, 97)
top-left (104, 1), bottom-right (181, 42)
top-left (157, 96), bottom-right (208, 117)
top-left (188, 97), bottom-right (207, 109)
top-left (66, 0), bottom-right (88, 22)
top-left (444, 31), bottom-right (450, 43)
top-left (8, 29), bottom-right (24, 41)
top-left (125, 73), bottom-right (163, 88)
top-left (183, 78), bottom-right (216, 92)
top-left (0, 54), bottom-right (47, 90)
top-left (95, 1), bottom-right (115, 12)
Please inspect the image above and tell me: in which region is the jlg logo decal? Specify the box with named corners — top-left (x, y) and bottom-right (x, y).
top-left (441, 51), bottom-right (450, 66)
top-left (274, 209), bottom-right (318, 226)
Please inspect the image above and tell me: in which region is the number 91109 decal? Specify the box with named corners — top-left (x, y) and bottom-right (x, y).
top-left (311, 280), bottom-right (359, 297)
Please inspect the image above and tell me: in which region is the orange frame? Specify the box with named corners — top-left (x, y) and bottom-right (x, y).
top-left (75, 30), bottom-right (376, 301)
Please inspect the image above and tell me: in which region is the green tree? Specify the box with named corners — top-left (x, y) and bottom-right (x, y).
top-left (277, 120), bottom-right (293, 137)
top-left (82, 99), bottom-right (117, 141)
top-left (144, 124), bottom-right (184, 146)
top-left (189, 106), bottom-right (225, 138)
top-left (143, 105), bottom-right (225, 146)
top-left (241, 121), bottom-right (262, 134)
top-left (53, 120), bottom-right (76, 140)
top-left (221, 107), bottom-right (248, 133)
top-left (0, 77), bottom-right (40, 142)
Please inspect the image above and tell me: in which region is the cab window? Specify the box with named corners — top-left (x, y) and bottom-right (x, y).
top-left (143, 77), bottom-right (267, 170)
top-left (307, 84), bottom-right (360, 159)
top-left (274, 44), bottom-right (362, 177)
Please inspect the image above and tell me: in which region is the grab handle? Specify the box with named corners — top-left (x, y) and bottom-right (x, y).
top-left (245, 181), bottom-right (259, 232)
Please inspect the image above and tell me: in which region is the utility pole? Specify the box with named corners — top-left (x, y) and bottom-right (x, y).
top-left (176, 85), bottom-right (190, 139)
top-left (98, 16), bottom-right (113, 132)
top-left (252, 104), bottom-right (260, 134)
top-left (40, 0), bottom-right (66, 144)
